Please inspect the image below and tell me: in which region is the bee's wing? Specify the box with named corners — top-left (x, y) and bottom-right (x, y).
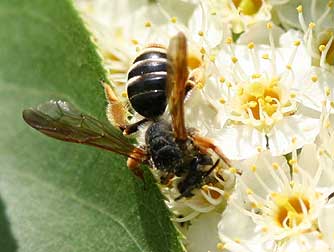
top-left (166, 32), bottom-right (188, 141)
top-left (22, 100), bottom-right (146, 160)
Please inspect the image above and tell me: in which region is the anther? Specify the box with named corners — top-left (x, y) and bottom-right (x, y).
top-left (144, 21), bottom-right (152, 27)
top-left (219, 76), bottom-right (226, 83)
top-left (261, 227), bottom-right (268, 233)
top-left (198, 31), bottom-right (204, 37)
top-left (272, 163), bottom-right (279, 170)
top-left (294, 40), bottom-right (301, 46)
top-left (309, 22), bottom-right (316, 29)
top-left (197, 82), bottom-right (204, 89)
top-left (248, 42), bottom-right (255, 49)
top-left (216, 243), bottom-right (225, 250)
top-left (226, 37), bottom-right (233, 44)
top-left (319, 45), bottom-right (326, 52)
top-left (291, 136), bottom-right (297, 144)
top-left (252, 73), bottom-right (261, 79)
top-left (290, 92), bottom-right (296, 98)
top-left (231, 56), bottom-right (238, 63)
top-left (226, 82), bottom-right (232, 88)
top-left (325, 87), bottom-right (331, 96)
top-left (311, 75), bottom-right (318, 82)
top-left (266, 22), bottom-right (273, 29)
top-left (250, 165), bottom-right (256, 172)
top-left (237, 87), bottom-right (244, 96)
top-left (131, 39), bottom-right (139, 45)
top-left (170, 16), bottom-right (177, 23)
top-left (296, 5), bottom-right (303, 13)
top-left (289, 159), bottom-right (297, 165)
top-left (211, 9), bottom-right (217, 15)
top-left (262, 54), bottom-right (269, 59)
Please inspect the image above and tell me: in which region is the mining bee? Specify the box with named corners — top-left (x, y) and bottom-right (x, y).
top-left (23, 32), bottom-right (230, 199)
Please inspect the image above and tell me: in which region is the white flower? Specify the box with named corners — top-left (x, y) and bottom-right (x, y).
top-left (276, 0), bottom-right (334, 71)
top-left (218, 146), bottom-right (334, 252)
top-left (207, 0), bottom-right (288, 34)
top-left (185, 26), bottom-right (324, 159)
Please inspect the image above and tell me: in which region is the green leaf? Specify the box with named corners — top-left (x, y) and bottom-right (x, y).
top-left (0, 0), bottom-right (183, 251)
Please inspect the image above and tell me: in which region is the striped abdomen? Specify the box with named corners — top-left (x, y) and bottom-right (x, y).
top-left (127, 47), bottom-right (167, 118)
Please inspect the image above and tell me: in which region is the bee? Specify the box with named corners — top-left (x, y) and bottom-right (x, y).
top-left (22, 32), bottom-right (230, 199)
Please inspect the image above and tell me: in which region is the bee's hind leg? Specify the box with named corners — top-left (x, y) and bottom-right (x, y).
top-left (102, 81), bottom-right (129, 129)
top-left (190, 133), bottom-right (231, 167)
top-left (102, 81), bottom-right (149, 135)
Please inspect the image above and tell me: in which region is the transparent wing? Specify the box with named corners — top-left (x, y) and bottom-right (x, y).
top-left (22, 100), bottom-right (146, 160)
top-left (166, 32), bottom-right (188, 141)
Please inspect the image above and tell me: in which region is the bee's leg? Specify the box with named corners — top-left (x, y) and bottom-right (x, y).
top-left (102, 81), bottom-right (129, 129)
top-left (186, 66), bottom-right (204, 92)
top-left (190, 134), bottom-right (231, 167)
top-left (127, 147), bottom-right (147, 180)
top-left (123, 118), bottom-right (149, 135)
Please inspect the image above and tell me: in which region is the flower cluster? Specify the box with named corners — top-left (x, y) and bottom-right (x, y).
top-left (75, 0), bottom-right (334, 251)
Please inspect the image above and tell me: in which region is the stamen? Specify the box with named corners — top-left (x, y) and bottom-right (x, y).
top-left (267, 22), bottom-right (277, 76)
top-left (320, 36), bottom-right (334, 68)
top-left (262, 157), bottom-right (286, 189)
top-left (248, 42), bottom-right (259, 72)
top-left (296, 5), bottom-right (307, 32)
top-left (286, 40), bottom-right (301, 68)
top-left (317, 1), bottom-right (333, 28)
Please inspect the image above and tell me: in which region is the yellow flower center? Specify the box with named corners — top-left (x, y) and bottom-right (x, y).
top-left (241, 79), bottom-right (281, 120)
top-left (188, 52), bottom-right (202, 70)
top-left (232, 0), bottom-right (263, 16)
top-left (273, 193), bottom-right (310, 228)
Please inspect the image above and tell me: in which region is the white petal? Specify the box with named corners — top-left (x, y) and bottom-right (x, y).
top-left (185, 212), bottom-right (221, 252)
top-left (279, 29), bottom-right (304, 46)
top-left (238, 21), bottom-right (284, 45)
top-left (298, 144), bottom-right (319, 176)
top-left (237, 151), bottom-right (289, 198)
top-left (318, 199), bottom-right (334, 250)
top-left (218, 194), bottom-right (272, 252)
top-left (218, 199), bottom-right (256, 241)
top-left (276, 232), bottom-right (331, 252)
top-left (297, 67), bottom-right (334, 112)
top-left (214, 125), bottom-right (267, 160)
top-left (185, 87), bottom-right (227, 134)
top-left (268, 115), bottom-right (320, 156)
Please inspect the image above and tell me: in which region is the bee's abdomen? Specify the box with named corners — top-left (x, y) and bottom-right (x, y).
top-left (127, 48), bottom-right (167, 118)
top-left (145, 120), bottom-right (183, 172)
